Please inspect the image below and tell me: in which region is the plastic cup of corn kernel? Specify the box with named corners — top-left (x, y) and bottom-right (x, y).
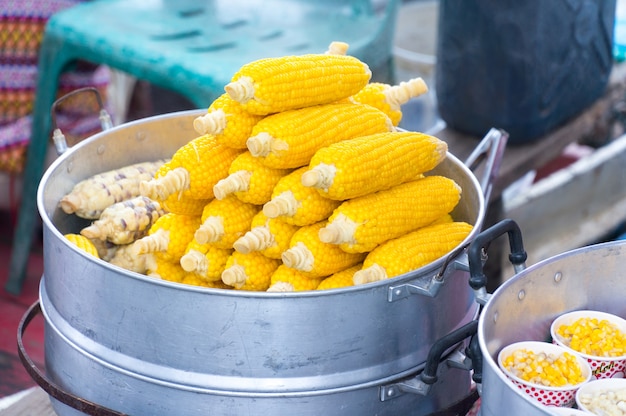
top-left (575, 378), bottom-right (626, 414)
top-left (551, 310), bottom-right (626, 380)
top-left (498, 341), bottom-right (592, 408)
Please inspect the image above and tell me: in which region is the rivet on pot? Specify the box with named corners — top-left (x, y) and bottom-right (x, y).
top-left (493, 311), bottom-right (498, 323)
top-left (517, 290), bottom-right (525, 301)
top-left (66, 160), bottom-right (74, 173)
top-left (97, 144), bottom-right (106, 155)
top-left (554, 272), bottom-right (563, 283)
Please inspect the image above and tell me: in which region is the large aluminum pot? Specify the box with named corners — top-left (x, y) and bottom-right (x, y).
top-left (471, 220), bottom-right (626, 416)
top-left (35, 110), bottom-right (505, 415)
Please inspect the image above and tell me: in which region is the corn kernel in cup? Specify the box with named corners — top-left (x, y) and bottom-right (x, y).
top-left (498, 341), bottom-right (592, 408)
top-left (551, 310), bottom-right (626, 380)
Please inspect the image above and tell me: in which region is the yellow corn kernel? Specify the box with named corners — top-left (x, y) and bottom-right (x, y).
top-left (140, 134), bottom-right (243, 201)
top-left (262, 167), bottom-right (341, 226)
top-left (349, 78), bottom-right (429, 126)
top-left (246, 102), bottom-right (393, 169)
top-left (213, 151), bottom-right (292, 205)
top-left (146, 254), bottom-right (190, 283)
top-left (316, 264), bottom-right (361, 291)
top-left (501, 348), bottom-right (586, 387)
top-left (282, 221), bottom-right (366, 278)
top-left (353, 222), bottom-right (473, 285)
top-left (132, 212), bottom-right (201, 263)
top-left (179, 239), bottom-right (232, 282)
top-left (194, 196), bottom-right (259, 249)
top-left (266, 265), bottom-right (325, 292)
top-left (556, 317), bottom-right (626, 358)
top-left (193, 93), bottom-right (264, 149)
top-left (80, 196), bottom-right (166, 245)
top-left (232, 211), bottom-right (299, 259)
top-left (319, 176), bottom-right (462, 253)
top-left (221, 251), bottom-right (280, 291)
top-left (224, 50), bottom-right (371, 115)
top-left (182, 273), bottom-right (233, 289)
top-left (301, 131), bottom-right (448, 200)
top-left (59, 159), bottom-right (166, 219)
top-left (160, 194), bottom-right (208, 217)
top-left (64, 233), bottom-right (100, 258)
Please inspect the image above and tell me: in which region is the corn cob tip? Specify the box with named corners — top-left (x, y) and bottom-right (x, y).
top-left (353, 264), bottom-right (387, 285)
top-left (281, 242), bottom-right (314, 272)
top-left (246, 132), bottom-right (289, 158)
top-left (133, 228), bottom-right (169, 256)
top-left (318, 214), bottom-right (357, 245)
top-left (386, 78), bottom-right (429, 108)
top-left (262, 191), bottom-right (298, 218)
top-left (194, 217), bottom-right (224, 245)
top-left (266, 281), bottom-right (296, 292)
top-left (233, 226), bottom-right (273, 254)
top-left (180, 249), bottom-right (205, 272)
top-left (213, 171), bottom-right (251, 200)
top-left (140, 167), bottom-right (190, 201)
top-left (79, 223), bottom-right (108, 240)
top-left (221, 264), bottom-right (247, 286)
top-left (225, 76), bottom-right (255, 104)
top-left (325, 41), bottom-right (349, 55)
top-left (59, 194), bottom-right (81, 214)
top-left (193, 110), bottom-right (227, 135)
top-left (301, 164), bottom-right (335, 190)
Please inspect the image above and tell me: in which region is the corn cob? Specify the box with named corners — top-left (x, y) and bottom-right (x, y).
top-left (59, 160), bottom-right (166, 219)
top-left (132, 212), bottom-right (201, 263)
top-left (302, 131), bottom-right (448, 200)
top-left (140, 134), bottom-right (243, 202)
top-left (221, 251), bottom-right (280, 291)
top-left (246, 103), bottom-right (393, 169)
top-left (282, 221), bottom-right (366, 278)
top-left (316, 264), bottom-right (361, 290)
top-left (64, 233), bottom-right (100, 258)
top-left (319, 176), bottom-right (462, 253)
top-left (232, 211), bottom-right (299, 259)
top-left (159, 193), bottom-right (208, 217)
top-left (182, 273), bottom-right (233, 289)
top-left (193, 93), bottom-right (265, 149)
top-left (180, 239), bottom-right (232, 282)
top-left (108, 243), bottom-right (153, 274)
top-left (194, 196), bottom-right (259, 249)
top-left (90, 238), bottom-right (118, 262)
top-left (353, 221), bottom-right (473, 285)
top-left (348, 78), bottom-right (429, 126)
top-left (261, 166), bottom-right (340, 227)
top-left (213, 151), bottom-right (292, 205)
top-left (224, 50), bottom-right (372, 115)
top-left (80, 196), bottom-right (165, 245)
top-left (266, 265), bottom-right (325, 292)
top-left (146, 254), bottom-right (190, 283)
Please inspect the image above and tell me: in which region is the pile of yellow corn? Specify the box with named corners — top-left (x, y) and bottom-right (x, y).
top-left (501, 348), bottom-right (586, 387)
top-left (555, 317), bottom-right (626, 358)
top-left (59, 41), bottom-right (473, 292)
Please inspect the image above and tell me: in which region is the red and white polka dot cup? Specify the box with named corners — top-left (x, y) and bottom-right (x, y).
top-left (551, 310), bottom-right (626, 380)
top-left (498, 341), bottom-right (592, 408)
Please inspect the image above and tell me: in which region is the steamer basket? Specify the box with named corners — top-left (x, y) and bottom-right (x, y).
top-left (29, 110), bottom-right (505, 415)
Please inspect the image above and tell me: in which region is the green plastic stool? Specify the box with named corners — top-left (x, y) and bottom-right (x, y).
top-left (6, 0), bottom-right (400, 294)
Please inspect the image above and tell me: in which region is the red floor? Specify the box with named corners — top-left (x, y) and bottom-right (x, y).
top-left (0, 208), bottom-right (45, 398)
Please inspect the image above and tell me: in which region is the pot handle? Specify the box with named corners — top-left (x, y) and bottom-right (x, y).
top-left (17, 301), bottom-right (128, 416)
top-left (380, 320), bottom-right (480, 400)
top-left (467, 219), bottom-right (527, 304)
top-left (463, 127), bottom-right (508, 202)
top-left (51, 87), bottom-right (113, 156)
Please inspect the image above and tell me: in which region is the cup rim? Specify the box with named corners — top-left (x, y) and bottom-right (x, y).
top-left (575, 377), bottom-right (626, 412)
top-left (498, 341), bottom-right (592, 392)
top-left (550, 310), bottom-right (626, 361)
